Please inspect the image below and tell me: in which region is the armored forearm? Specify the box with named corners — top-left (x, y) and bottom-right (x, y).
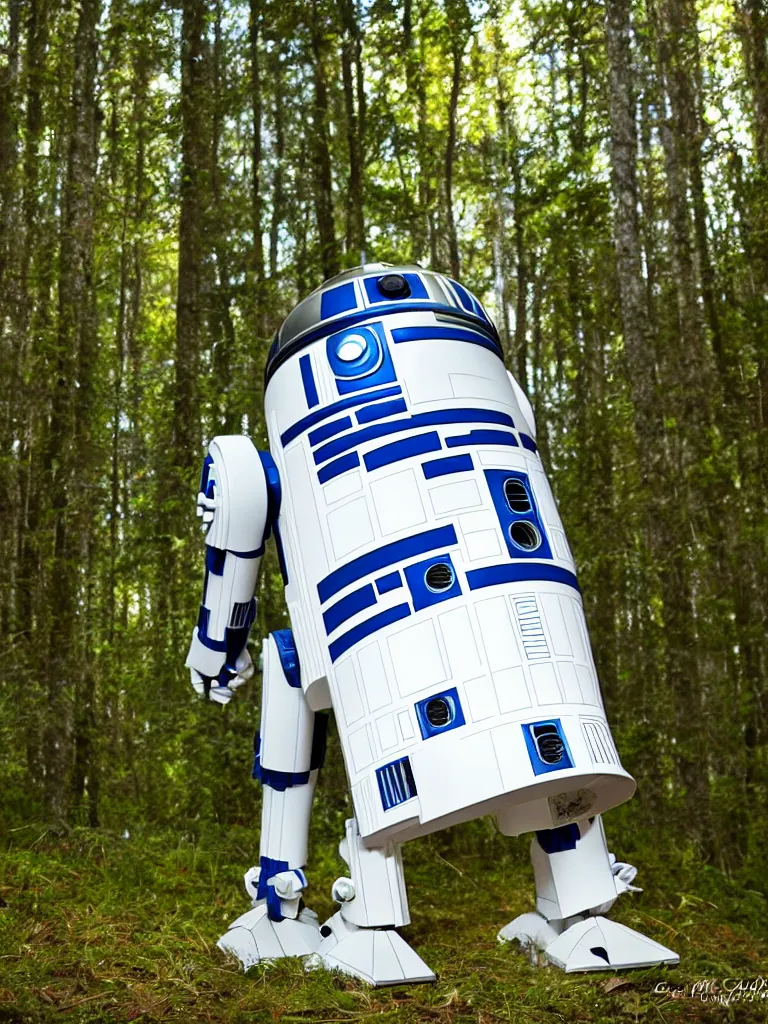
top-left (185, 435), bottom-right (270, 702)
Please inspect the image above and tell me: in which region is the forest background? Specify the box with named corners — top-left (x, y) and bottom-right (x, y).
top-left (1, 0), bottom-right (768, 1015)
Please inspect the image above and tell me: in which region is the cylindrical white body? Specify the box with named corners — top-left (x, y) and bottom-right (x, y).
top-left (264, 267), bottom-right (635, 846)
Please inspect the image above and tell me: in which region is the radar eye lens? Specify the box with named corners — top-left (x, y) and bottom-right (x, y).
top-left (425, 562), bottom-right (454, 592)
top-left (509, 521), bottom-right (541, 551)
top-left (336, 335), bottom-right (367, 362)
top-left (377, 273), bottom-right (410, 298)
top-left (425, 697), bottom-right (452, 728)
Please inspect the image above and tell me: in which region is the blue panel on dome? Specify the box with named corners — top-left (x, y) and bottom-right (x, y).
top-left (321, 281), bottom-right (358, 319)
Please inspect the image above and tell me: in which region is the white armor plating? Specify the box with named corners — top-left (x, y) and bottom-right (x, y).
top-left (187, 264), bottom-right (679, 983)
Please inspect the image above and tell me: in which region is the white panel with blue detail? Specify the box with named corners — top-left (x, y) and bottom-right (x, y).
top-left (188, 264), bottom-right (679, 984)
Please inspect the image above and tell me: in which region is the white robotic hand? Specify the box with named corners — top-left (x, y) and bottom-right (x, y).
top-left (190, 646), bottom-right (254, 705)
top-left (608, 852), bottom-right (641, 894)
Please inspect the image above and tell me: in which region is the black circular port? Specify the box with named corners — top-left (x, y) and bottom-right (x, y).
top-left (509, 521), bottom-right (541, 551)
top-left (377, 273), bottom-right (410, 299)
top-left (425, 697), bottom-right (452, 728)
top-left (504, 478), bottom-right (532, 513)
top-left (425, 562), bottom-right (454, 592)
top-left (536, 733), bottom-right (565, 764)
top-left (320, 924), bottom-right (332, 938)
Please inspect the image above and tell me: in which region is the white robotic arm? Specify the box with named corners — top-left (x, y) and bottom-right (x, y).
top-left (185, 435), bottom-right (270, 704)
top-left (507, 370), bottom-right (536, 440)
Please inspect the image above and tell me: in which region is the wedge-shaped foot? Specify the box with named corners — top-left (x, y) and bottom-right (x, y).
top-left (310, 911), bottom-right (435, 987)
top-left (499, 912), bottom-right (679, 972)
top-left (217, 902), bottom-right (321, 970)
top-left (545, 916), bottom-right (679, 972)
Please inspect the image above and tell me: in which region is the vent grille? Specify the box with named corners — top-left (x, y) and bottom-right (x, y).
top-left (376, 756), bottom-right (417, 811)
top-left (425, 562), bottom-right (454, 592)
top-left (581, 718), bottom-right (619, 765)
top-left (534, 725), bottom-right (566, 764)
top-left (512, 595), bottom-right (550, 660)
top-left (510, 521), bottom-right (541, 551)
top-left (504, 478), bottom-right (532, 513)
top-left (425, 697), bottom-right (452, 727)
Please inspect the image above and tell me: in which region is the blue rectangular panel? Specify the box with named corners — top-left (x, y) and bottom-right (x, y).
top-left (318, 451), bottom-right (360, 484)
top-left (376, 571), bottom-right (402, 595)
top-left (322, 583), bottom-right (376, 635)
top-left (520, 432), bottom-right (538, 453)
top-left (328, 603), bottom-right (411, 662)
top-left (422, 454), bottom-right (473, 479)
top-left (299, 354), bottom-right (319, 408)
top-left (364, 432), bottom-right (441, 472)
top-left (466, 563), bottom-right (580, 593)
top-left (320, 281), bottom-right (358, 319)
top-left (522, 719), bottom-right (574, 776)
top-left (318, 524), bottom-right (458, 603)
top-left (376, 756), bottom-right (417, 811)
top-left (446, 429), bottom-right (518, 448)
top-left (391, 325), bottom-right (501, 356)
top-left (308, 415), bottom-right (353, 447)
top-left (415, 686), bottom-right (466, 740)
top-left (280, 385), bottom-right (402, 447)
top-left (363, 273), bottom-right (429, 305)
top-left (484, 468), bottom-right (553, 560)
top-left (313, 408), bottom-right (515, 465)
top-left (356, 398), bottom-right (408, 424)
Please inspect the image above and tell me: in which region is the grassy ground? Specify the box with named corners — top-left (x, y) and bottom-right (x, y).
top-left (1, 824), bottom-right (766, 1024)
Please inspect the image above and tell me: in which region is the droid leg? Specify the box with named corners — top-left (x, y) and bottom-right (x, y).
top-left (311, 817), bottom-right (435, 987)
top-left (218, 630), bottom-right (325, 968)
top-left (498, 816), bottom-right (679, 972)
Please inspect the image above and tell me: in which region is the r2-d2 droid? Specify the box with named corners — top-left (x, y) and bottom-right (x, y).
top-left (186, 265), bottom-right (678, 984)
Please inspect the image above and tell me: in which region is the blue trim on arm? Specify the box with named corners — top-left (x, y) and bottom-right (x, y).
top-left (313, 408), bottom-right (515, 465)
top-left (466, 563), bottom-right (580, 593)
top-left (323, 583), bottom-right (377, 635)
top-left (364, 431), bottom-right (442, 472)
top-left (299, 354), bottom-right (319, 408)
top-left (280, 386), bottom-right (402, 446)
top-left (329, 604), bottom-right (411, 662)
top-left (272, 629), bottom-right (301, 687)
top-left (520, 432), bottom-right (538, 453)
top-left (422, 453), bottom-right (474, 478)
top-left (317, 524), bottom-right (458, 603)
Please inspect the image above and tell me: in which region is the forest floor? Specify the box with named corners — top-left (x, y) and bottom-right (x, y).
top-left (0, 824), bottom-right (766, 1024)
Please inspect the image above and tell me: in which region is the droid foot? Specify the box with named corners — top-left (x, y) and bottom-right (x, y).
top-left (309, 911), bottom-right (436, 987)
top-left (217, 902), bottom-right (321, 970)
top-left (499, 912), bottom-right (679, 972)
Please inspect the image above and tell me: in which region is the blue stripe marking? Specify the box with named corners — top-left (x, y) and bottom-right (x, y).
top-left (376, 571), bottom-right (402, 594)
top-left (323, 584), bottom-right (377, 635)
top-left (520, 432), bottom-right (538, 453)
top-left (329, 603), bottom-right (411, 662)
top-left (299, 354), bottom-right (319, 408)
top-left (309, 415), bottom-right (352, 446)
top-left (280, 385), bottom-right (403, 446)
top-left (313, 408), bottom-right (515, 465)
top-left (466, 563), bottom-right (580, 593)
top-left (364, 431), bottom-right (442, 472)
top-left (356, 397), bottom-right (408, 424)
top-left (318, 524), bottom-right (458, 604)
top-left (422, 453), bottom-right (474, 479)
top-left (318, 451), bottom-right (360, 484)
top-left (320, 281), bottom-right (358, 319)
top-left (391, 325), bottom-right (501, 356)
top-left (206, 546), bottom-right (226, 575)
top-left (276, 302), bottom-right (499, 353)
top-left (446, 429), bottom-right (519, 449)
